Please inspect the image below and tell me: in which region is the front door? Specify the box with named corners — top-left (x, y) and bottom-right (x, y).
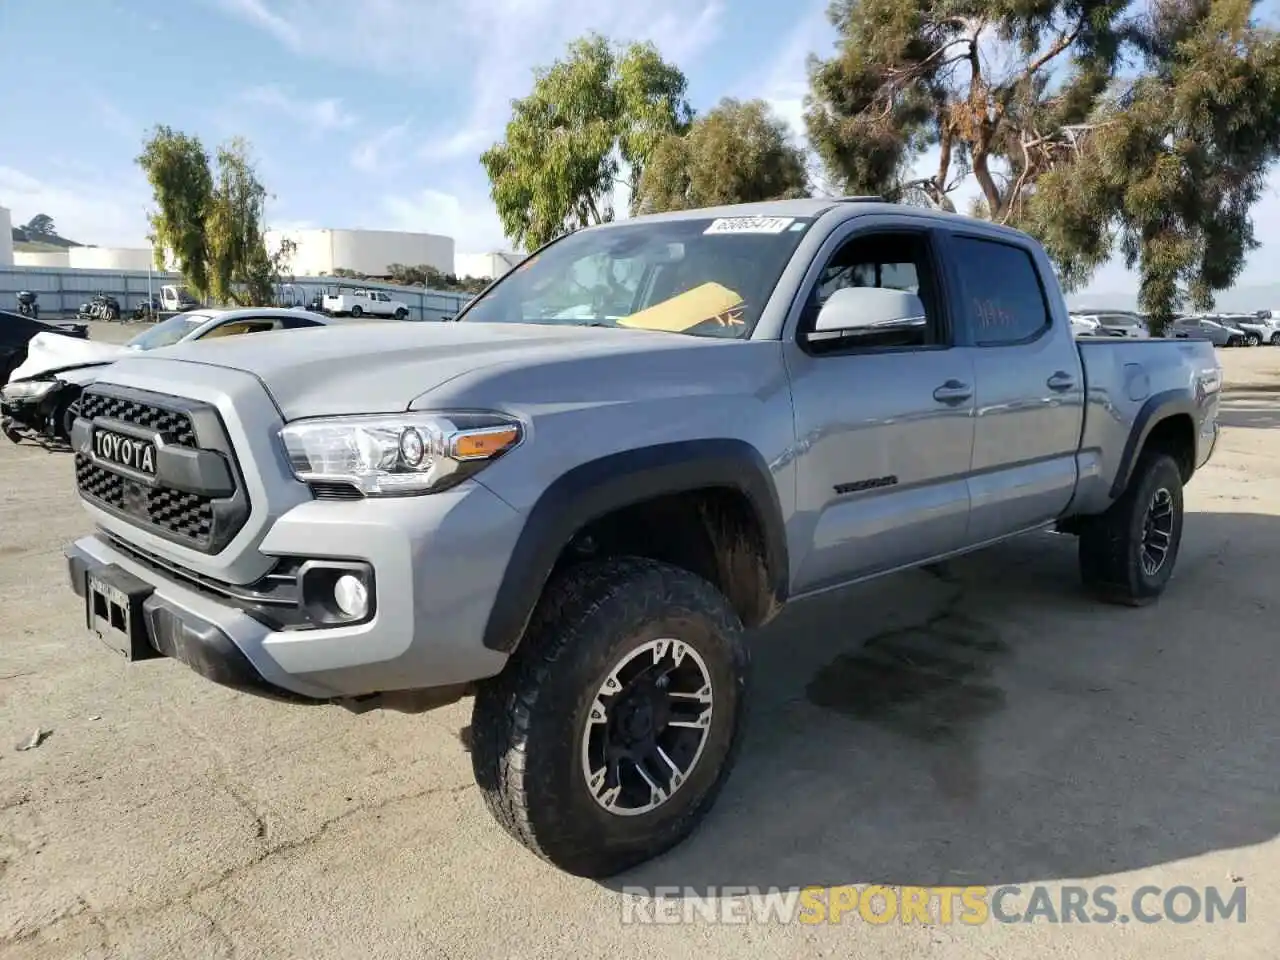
top-left (945, 233), bottom-right (1086, 543)
top-left (785, 227), bottom-right (976, 594)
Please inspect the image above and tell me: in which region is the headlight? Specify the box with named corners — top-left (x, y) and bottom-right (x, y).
top-left (1, 379), bottom-right (57, 401)
top-left (280, 411), bottom-right (523, 496)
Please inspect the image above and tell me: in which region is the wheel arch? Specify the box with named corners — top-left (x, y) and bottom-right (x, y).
top-left (481, 439), bottom-right (790, 654)
top-left (1109, 389), bottom-right (1198, 499)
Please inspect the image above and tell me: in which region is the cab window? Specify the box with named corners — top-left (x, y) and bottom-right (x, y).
top-left (799, 231), bottom-right (946, 350)
top-left (201, 319), bottom-right (278, 339)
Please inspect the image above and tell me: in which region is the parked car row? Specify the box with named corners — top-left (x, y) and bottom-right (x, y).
top-left (0, 307), bottom-right (349, 445)
top-left (1070, 309), bottom-right (1280, 346)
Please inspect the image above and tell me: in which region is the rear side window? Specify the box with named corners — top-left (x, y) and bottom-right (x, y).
top-left (951, 236), bottom-right (1051, 345)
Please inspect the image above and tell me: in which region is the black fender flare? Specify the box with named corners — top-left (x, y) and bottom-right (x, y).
top-left (1109, 388), bottom-right (1198, 499)
top-left (482, 439), bottom-right (790, 653)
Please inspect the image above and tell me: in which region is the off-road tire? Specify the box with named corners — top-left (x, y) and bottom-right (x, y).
top-left (471, 557), bottom-right (749, 878)
top-left (1078, 452), bottom-right (1184, 606)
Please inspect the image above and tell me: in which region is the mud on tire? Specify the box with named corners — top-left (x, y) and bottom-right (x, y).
top-left (1078, 452), bottom-right (1184, 606)
top-left (470, 557), bottom-right (749, 878)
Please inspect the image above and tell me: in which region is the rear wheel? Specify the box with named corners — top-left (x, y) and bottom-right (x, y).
top-left (1271, 332), bottom-right (1280, 345)
top-left (1079, 452), bottom-right (1184, 606)
top-left (471, 557), bottom-right (749, 878)
top-left (350, 305), bottom-right (363, 318)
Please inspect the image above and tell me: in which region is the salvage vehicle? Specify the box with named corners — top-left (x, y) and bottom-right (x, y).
top-left (3, 309), bottom-right (335, 444)
top-left (16, 290), bottom-right (39, 319)
top-left (62, 199), bottom-right (1221, 878)
top-left (76, 293), bottom-right (123, 322)
top-left (322, 287), bottom-right (410, 319)
top-left (0, 310), bottom-right (88, 383)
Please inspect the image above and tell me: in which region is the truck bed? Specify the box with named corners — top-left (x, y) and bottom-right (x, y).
top-left (1072, 337), bottom-right (1222, 515)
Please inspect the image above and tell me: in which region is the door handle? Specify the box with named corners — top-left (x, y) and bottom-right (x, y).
top-left (1046, 371), bottom-right (1076, 392)
top-left (932, 380), bottom-right (973, 405)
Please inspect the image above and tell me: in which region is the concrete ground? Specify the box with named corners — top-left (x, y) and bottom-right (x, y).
top-left (2, 338), bottom-right (1279, 959)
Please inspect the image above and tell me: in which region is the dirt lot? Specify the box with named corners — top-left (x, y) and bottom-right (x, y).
top-left (2, 339), bottom-right (1279, 959)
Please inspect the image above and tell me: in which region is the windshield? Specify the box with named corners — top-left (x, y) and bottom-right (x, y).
top-left (126, 313), bottom-right (208, 350)
top-left (458, 215), bottom-right (812, 338)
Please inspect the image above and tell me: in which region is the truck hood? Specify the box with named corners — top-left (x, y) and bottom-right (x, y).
top-left (114, 321), bottom-right (723, 420)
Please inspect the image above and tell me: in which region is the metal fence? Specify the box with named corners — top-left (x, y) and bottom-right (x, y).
top-left (0, 266), bottom-right (472, 322)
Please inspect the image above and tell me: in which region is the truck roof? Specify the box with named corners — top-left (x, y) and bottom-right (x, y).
top-left (593, 196), bottom-right (1033, 244)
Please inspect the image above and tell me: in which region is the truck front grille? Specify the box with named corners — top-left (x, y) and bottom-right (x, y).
top-left (74, 458), bottom-right (216, 544)
top-left (77, 391), bottom-right (197, 446)
top-left (74, 385), bottom-right (249, 554)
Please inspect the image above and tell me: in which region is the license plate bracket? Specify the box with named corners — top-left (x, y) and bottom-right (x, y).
top-left (86, 564), bottom-right (160, 661)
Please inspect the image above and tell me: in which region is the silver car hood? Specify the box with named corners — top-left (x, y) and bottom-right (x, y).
top-left (103, 321), bottom-right (720, 420)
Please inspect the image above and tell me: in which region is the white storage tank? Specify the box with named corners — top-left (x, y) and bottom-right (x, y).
top-left (0, 206), bottom-right (13, 266)
top-left (67, 247), bottom-right (155, 271)
top-left (14, 249), bottom-right (71, 268)
top-left (267, 228), bottom-right (455, 277)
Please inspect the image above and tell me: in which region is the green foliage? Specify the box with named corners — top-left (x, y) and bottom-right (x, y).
top-left (386, 263), bottom-right (491, 294)
top-left (482, 33), bottom-right (692, 249)
top-left (137, 125), bottom-right (213, 296)
top-left (638, 98), bottom-right (809, 212)
top-left (1028, 0), bottom-right (1280, 328)
top-left (205, 138), bottom-right (295, 306)
top-left (23, 214), bottom-right (55, 237)
top-left (137, 127), bottom-right (292, 305)
top-left (805, 0), bottom-right (1280, 330)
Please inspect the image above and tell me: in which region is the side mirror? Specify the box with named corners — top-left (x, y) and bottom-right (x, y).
top-left (809, 287), bottom-right (927, 344)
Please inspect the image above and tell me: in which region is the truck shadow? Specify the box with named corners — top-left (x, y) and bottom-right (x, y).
top-left (608, 510), bottom-right (1280, 893)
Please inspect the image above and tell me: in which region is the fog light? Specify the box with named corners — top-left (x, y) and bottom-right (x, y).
top-left (333, 574), bottom-right (369, 620)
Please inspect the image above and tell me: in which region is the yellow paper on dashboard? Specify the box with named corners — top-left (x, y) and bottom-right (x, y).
top-left (617, 282), bottom-right (745, 333)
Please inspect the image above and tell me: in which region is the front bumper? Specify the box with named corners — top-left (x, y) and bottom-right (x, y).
top-left (64, 480), bottom-right (522, 701)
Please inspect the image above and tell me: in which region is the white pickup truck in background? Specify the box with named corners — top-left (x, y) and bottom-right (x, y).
top-left (322, 288), bottom-right (410, 319)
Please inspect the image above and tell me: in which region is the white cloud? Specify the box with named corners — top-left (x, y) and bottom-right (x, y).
top-left (218, 0), bottom-right (725, 165)
top-left (351, 120), bottom-right (412, 174)
top-left (381, 187), bottom-right (507, 253)
top-left (750, 0), bottom-right (833, 146)
top-left (88, 93), bottom-right (139, 140)
top-left (241, 84), bottom-right (357, 132)
top-left (216, 0), bottom-right (304, 50)
top-left (0, 166), bottom-right (150, 248)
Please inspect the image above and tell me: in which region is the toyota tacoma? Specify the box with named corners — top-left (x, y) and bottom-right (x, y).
top-left (63, 199), bottom-right (1222, 877)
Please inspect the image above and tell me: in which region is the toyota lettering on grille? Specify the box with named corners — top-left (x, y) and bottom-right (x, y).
top-left (93, 429), bottom-right (157, 476)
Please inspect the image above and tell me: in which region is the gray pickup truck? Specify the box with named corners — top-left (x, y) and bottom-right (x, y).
top-left (63, 198), bottom-right (1222, 877)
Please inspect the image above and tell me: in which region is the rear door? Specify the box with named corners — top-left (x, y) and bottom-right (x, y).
top-left (943, 232), bottom-right (1086, 542)
top-left (785, 220), bottom-right (976, 592)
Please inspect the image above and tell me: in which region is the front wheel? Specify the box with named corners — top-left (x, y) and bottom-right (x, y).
top-left (1246, 333), bottom-right (1262, 346)
top-left (394, 308), bottom-right (408, 320)
top-left (1078, 452), bottom-right (1184, 606)
top-left (471, 557), bottom-right (749, 878)
top-left (1226, 336), bottom-right (1242, 347)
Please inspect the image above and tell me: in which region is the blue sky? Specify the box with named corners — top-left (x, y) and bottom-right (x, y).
top-left (2, 0), bottom-right (1279, 296)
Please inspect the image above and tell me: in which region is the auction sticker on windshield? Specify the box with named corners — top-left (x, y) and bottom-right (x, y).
top-left (704, 216), bottom-right (797, 235)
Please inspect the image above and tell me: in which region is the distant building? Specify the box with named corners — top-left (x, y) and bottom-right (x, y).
top-left (13, 246), bottom-right (156, 270)
top-left (266, 228), bottom-right (454, 278)
top-left (455, 250), bottom-right (526, 281)
top-left (0, 207), bottom-right (13, 266)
